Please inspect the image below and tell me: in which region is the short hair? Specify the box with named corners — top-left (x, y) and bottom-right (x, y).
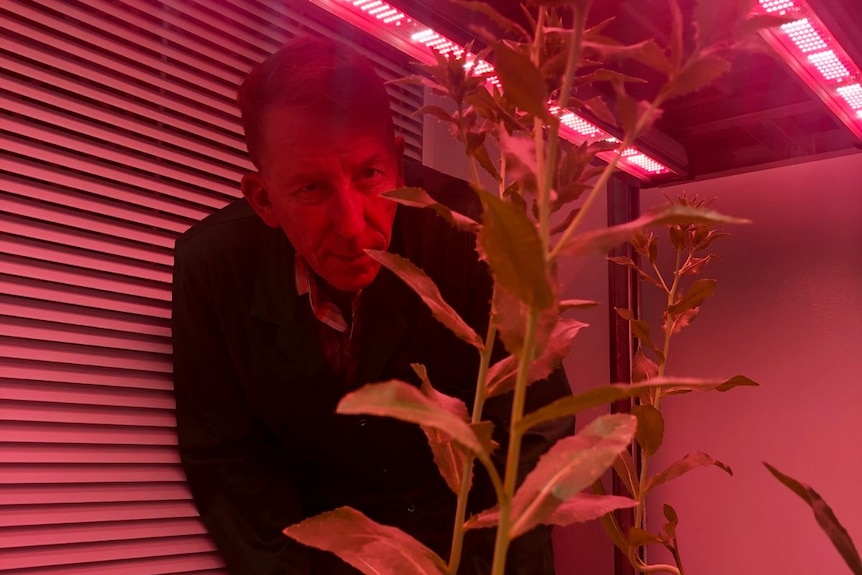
top-left (237, 36), bottom-right (396, 170)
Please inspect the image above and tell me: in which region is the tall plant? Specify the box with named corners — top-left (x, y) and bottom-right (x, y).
top-left (282, 1), bottom-right (788, 574)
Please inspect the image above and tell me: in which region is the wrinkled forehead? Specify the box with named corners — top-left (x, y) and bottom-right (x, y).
top-left (257, 103), bottom-right (397, 171)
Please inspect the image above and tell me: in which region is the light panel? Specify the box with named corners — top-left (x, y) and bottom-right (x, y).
top-left (755, 0), bottom-right (862, 139)
top-left (306, 0), bottom-right (672, 180)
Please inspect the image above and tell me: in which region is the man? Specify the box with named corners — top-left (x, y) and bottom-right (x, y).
top-left (171, 36), bottom-right (573, 575)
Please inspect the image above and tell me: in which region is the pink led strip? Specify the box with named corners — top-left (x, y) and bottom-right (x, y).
top-left (756, 0), bottom-right (862, 137)
top-left (308, 0), bottom-right (671, 178)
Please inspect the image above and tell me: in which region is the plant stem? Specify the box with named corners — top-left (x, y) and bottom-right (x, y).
top-left (549, 94), bottom-right (665, 262)
top-left (448, 303), bottom-right (499, 574)
top-left (489, 308), bottom-right (540, 575)
top-left (540, 4), bottom-right (587, 253)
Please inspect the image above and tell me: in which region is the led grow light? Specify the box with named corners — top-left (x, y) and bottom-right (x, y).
top-left (755, 0), bottom-right (862, 139)
top-left (307, 0), bottom-right (671, 180)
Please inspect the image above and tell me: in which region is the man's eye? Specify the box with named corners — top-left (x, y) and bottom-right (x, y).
top-left (359, 167), bottom-right (382, 180)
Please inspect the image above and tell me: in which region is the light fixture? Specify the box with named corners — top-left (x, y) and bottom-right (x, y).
top-left (307, 0), bottom-right (672, 179)
top-left (754, 0), bottom-right (862, 139)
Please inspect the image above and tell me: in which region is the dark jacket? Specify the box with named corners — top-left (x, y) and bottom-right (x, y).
top-left (171, 161), bottom-right (574, 575)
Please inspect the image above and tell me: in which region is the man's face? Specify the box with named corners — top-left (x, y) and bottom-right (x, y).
top-left (243, 105), bottom-right (403, 292)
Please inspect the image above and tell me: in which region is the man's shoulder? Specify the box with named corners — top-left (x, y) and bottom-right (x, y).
top-left (174, 197), bottom-right (264, 258)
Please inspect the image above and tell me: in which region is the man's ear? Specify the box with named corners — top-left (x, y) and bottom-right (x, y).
top-left (241, 172), bottom-right (280, 228)
top-left (394, 135), bottom-right (406, 187)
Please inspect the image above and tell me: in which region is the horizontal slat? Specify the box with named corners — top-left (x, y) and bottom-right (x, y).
top-left (1, 150), bottom-right (221, 221)
top-left (0, 276), bottom-right (171, 320)
top-left (0, 379), bottom-right (174, 410)
top-left (0, 339), bottom-right (171, 374)
top-left (0, 552), bottom-right (225, 575)
top-left (0, 357), bottom-right (173, 390)
top-left (2, 316), bottom-right (171, 355)
top-left (0, 400), bottom-right (176, 427)
top-left (2, 214), bottom-right (174, 270)
top-left (0, 517), bottom-right (207, 550)
top-left (0, 50), bottom-right (247, 156)
top-left (92, 0), bottom-right (250, 73)
top-left (0, 465), bottom-right (187, 486)
top-left (0, 422), bottom-right (177, 446)
top-left (0, 483), bottom-right (190, 506)
top-left (0, 444), bottom-right (180, 464)
top-left (4, 91), bottom-right (245, 182)
top-left (36, 0), bottom-right (248, 81)
top-left (0, 191), bottom-right (177, 251)
top-left (0, 533), bottom-right (215, 570)
top-left (0, 359), bottom-right (174, 390)
top-left (0, 296), bottom-right (170, 338)
top-left (2, 114), bottom-right (239, 201)
top-left (0, 174), bottom-right (193, 236)
top-left (2, 4), bottom-right (238, 115)
top-left (0, 256), bottom-right (171, 303)
top-left (124, 0), bottom-right (267, 63)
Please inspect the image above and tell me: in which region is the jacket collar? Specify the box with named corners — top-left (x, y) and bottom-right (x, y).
top-left (248, 213), bottom-right (410, 383)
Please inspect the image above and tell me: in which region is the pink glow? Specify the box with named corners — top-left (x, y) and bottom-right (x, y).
top-left (780, 18), bottom-right (826, 53)
top-left (308, 0), bottom-right (673, 180)
top-left (755, 0), bottom-right (862, 137)
top-left (837, 83), bottom-right (862, 109)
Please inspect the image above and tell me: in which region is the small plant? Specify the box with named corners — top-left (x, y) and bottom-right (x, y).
top-left (282, 1), bottom-right (789, 574)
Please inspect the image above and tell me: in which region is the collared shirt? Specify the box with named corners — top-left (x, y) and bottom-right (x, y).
top-left (294, 256), bottom-right (361, 380)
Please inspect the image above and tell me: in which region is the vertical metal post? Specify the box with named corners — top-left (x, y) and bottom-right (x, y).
top-left (607, 171), bottom-right (641, 575)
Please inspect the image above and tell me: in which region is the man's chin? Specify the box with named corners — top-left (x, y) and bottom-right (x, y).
top-left (324, 261), bottom-right (381, 293)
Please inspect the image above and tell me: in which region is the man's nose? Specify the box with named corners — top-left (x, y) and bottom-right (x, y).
top-left (330, 186), bottom-right (365, 239)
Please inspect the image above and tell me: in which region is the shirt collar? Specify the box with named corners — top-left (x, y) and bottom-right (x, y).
top-left (294, 256), bottom-right (361, 335)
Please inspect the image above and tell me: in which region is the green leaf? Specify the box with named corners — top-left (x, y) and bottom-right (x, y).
top-left (470, 420), bottom-right (498, 455)
top-left (615, 308), bottom-right (661, 359)
top-left (412, 364), bottom-right (472, 494)
top-left (499, 131), bottom-right (537, 191)
top-left (470, 140), bottom-right (502, 183)
top-left (593, 479), bottom-right (630, 552)
top-left (662, 503), bottom-right (680, 540)
top-left (669, 278), bottom-right (716, 315)
top-left (555, 204), bottom-right (750, 258)
top-left (632, 348), bottom-right (660, 383)
top-left (477, 188), bottom-right (554, 309)
top-left (500, 413), bottom-right (637, 537)
top-left (644, 452), bottom-right (733, 494)
top-left (416, 104), bottom-right (455, 124)
top-left (337, 380), bottom-right (484, 456)
top-left (582, 95), bottom-right (618, 127)
top-left (632, 404), bottom-right (664, 456)
top-left (736, 14), bottom-right (798, 38)
top-left (559, 298), bottom-right (598, 310)
top-left (608, 256), bottom-right (664, 291)
top-left (508, 414), bottom-right (637, 537)
top-left (283, 507), bottom-right (449, 575)
top-left (764, 463), bottom-right (862, 575)
top-left (365, 250), bottom-right (483, 349)
top-left (467, 493), bottom-right (637, 530)
top-left (453, 1), bottom-right (531, 41)
top-left (493, 41), bottom-right (553, 123)
top-left (583, 38), bottom-right (671, 74)
top-left (628, 527), bottom-right (664, 547)
top-left (486, 318), bottom-right (588, 397)
top-left (612, 450), bottom-right (638, 497)
top-left (519, 376), bottom-right (758, 432)
top-left (664, 54), bottom-right (731, 99)
top-left (382, 187), bottom-right (480, 233)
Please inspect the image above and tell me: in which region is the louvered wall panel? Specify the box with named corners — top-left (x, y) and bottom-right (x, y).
top-left (0, 0), bottom-right (424, 572)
